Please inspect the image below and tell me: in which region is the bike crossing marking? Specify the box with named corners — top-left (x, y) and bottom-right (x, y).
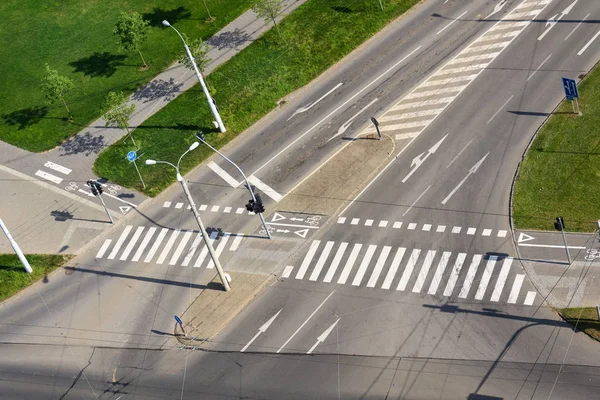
top-left (507, 274), bottom-right (525, 304)
top-left (96, 239), bottom-right (112, 259)
top-left (323, 242), bottom-right (348, 283)
top-left (133, 227), bottom-right (156, 262)
top-left (144, 228), bottom-right (168, 263)
top-left (382, 247), bottom-right (406, 290)
top-left (475, 256), bottom-right (498, 300)
top-left (310, 241), bottom-right (335, 281)
top-left (108, 225), bottom-right (132, 260)
top-left (367, 246), bottom-right (391, 288)
top-left (156, 229), bottom-right (181, 264)
top-left (459, 254), bottom-right (482, 298)
top-left (412, 250), bottom-right (436, 293)
top-left (120, 226), bottom-right (144, 261)
top-left (443, 253), bottom-right (467, 296)
top-left (352, 244), bottom-right (378, 286)
top-left (428, 251), bottom-right (451, 295)
top-left (169, 230), bottom-right (193, 266)
top-left (44, 161), bottom-right (72, 175)
top-left (398, 249), bottom-right (421, 291)
top-left (35, 170), bottom-right (63, 184)
top-left (338, 244), bottom-right (363, 284)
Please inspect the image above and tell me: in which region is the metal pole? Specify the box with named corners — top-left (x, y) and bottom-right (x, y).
top-left (197, 136), bottom-right (271, 239)
top-left (559, 219), bottom-right (572, 264)
top-left (132, 160), bottom-right (146, 189)
top-left (178, 172), bottom-right (230, 291)
top-left (0, 218), bottom-right (32, 273)
top-left (97, 194), bottom-right (114, 224)
top-left (378, 0), bottom-right (384, 12)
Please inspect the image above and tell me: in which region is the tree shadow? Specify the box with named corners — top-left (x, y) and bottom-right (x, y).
top-left (58, 131), bottom-right (106, 156)
top-left (142, 6), bottom-right (191, 27)
top-left (206, 28), bottom-right (253, 50)
top-left (68, 52), bottom-right (127, 78)
top-left (332, 6), bottom-right (353, 13)
top-left (131, 77), bottom-right (184, 103)
top-left (2, 106), bottom-right (48, 129)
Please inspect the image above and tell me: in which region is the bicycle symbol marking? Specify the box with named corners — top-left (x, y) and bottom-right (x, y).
top-left (259, 226), bottom-right (276, 235)
top-left (585, 249), bottom-right (600, 261)
top-left (65, 182), bottom-right (78, 192)
top-left (106, 184), bottom-right (121, 196)
top-left (305, 215), bottom-right (322, 226)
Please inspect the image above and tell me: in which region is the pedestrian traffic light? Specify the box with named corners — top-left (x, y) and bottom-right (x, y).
top-left (245, 199), bottom-right (255, 212)
top-left (87, 180), bottom-right (98, 196)
top-left (253, 194), bottom-right (265, 214)
top-left (554, 216), bottom-right (565, 230)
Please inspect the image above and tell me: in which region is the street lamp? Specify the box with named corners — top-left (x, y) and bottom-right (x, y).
top-left (162, 20), bottom-right (226, 133)
top-left (146, 142), bottom-right (231, 291)
top-left (196, 131), bottom-right (271, 239)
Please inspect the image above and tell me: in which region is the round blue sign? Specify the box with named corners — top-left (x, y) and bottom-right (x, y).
top-left (174, 315), bottom-right (183, 325)
top-left (127, 151), bottom-right (137, 161)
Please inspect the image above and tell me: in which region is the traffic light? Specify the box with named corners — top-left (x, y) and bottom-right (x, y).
top-left (245, 199), bottom-right (255, 212)
top-left (87, 180), bottom-right (98, 196)
top-left (253, 194), bottom-right (265, 214)
top-left (95, 181), bottom-right (103, 195)
top-left (554, 216), bottom-right (565, 230)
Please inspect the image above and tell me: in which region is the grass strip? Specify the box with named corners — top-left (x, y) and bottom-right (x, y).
top-left (0, 254), bottom-right (73, 302)
top-left (559, 307), bottom-right (600, 342)
top-left (513, 64), bottom-right (600, 232)
top-left (94, 0), bottom-right (421, 197)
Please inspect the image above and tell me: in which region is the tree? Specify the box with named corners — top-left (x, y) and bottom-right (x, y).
top-left (252, 0), bottom-right (285, 42)
top-left (40, 64), bottom-right (75, 120)
top-left (103, 91), bottom-right (137, 147)
top-left (201, 0), bottom-right (215, 22)
top-left (113, 11), bottom-right (151, 68)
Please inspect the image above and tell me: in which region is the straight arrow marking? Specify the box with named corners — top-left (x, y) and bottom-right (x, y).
top-left (240, 309), bottom-right (282, 352)
top-left (538, 0), bottom-right (578, 41)
top-left (441, 152), bottom-right (489, 205)
top-left (402, 134), bottom-right (448, 183)
top-left (307, 318), bottom-right (340, 354)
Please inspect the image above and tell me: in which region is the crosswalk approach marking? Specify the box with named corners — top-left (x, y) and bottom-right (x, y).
top-left (282, 266), bottom-right (294, 278)
top-left (397, 249), bottom-right (421, 291)
top-left (458, 255), bottom-right (482, 298)
top-left (108, 225), bottom-right (132, 260)
top-left (475, 256), bottom-right (498, 300)
top-left (491, 257), bottom-right (513, 302)
top-left (367, 246), bottom-right (391, 288)
top-left (133, 227), bottom-right (156, 262)
top-left (156, 229), bottom-right (181, 264)
top-left (323, 242), bottom-right (348, 283)
top-left (428, 251), bottom-right (451, 295)
top-left (96, 239), bottom-right (112, 259)
top-left (523, 291), bottom-right (537, 306)
top-left (309, 241), bottom-right (335, 281)
top-left (229, 234), bottom-right (244, 251)
top-left (443, 253), bottom-right (467, 296)
top-left (507, 274), bottom-right (525, 304)
top-left (381, 247), bottom-right (406, 290)
top-left (338, 244), bottom-right (362, 284)
top-left (144, 228), bottom-right (168, 263)
top-left (181, 233), bottom-right (203, 267)
top-left (352, 244), bottom-right (378, 286)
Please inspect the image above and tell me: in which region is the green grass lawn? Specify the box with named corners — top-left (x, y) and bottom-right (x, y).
top-left (0, 0), bottom-right (253, 152)
top-left (0, 254), bottom-right (73, 302)
top-left (512, 66), bottom-right (600, 232)
top-left (94, 0), bottom-right (420, 197)
top-left (559, 307), bottom-right (600, 342)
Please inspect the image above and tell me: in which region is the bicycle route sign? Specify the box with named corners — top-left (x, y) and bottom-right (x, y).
top-left (261, 211), bottom-right (324, 239)
top-left (127, 151), bottom-right (137, 162)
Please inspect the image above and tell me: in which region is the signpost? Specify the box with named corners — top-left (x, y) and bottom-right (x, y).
top-left (562, 77), bottom-right (580, 114)
top-left (174, 315), bottom-right (186, 336)
top-left (370, 117), bottom-right (382, 140)
top-left (127, 150), bottom-right (145, 189)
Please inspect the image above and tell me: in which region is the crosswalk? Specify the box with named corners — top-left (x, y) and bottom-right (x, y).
top-left (282, 240), bottom-right (538, 306)
top-left (95, 225), bottom-right (245, 268)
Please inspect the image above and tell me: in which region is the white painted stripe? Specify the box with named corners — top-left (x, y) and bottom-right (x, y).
top-left (397, 249), bottom-right (421, 291)
top-left (181, 233), bottom-right (203, 267)
top-left (78, 189), bottom-right (94, 197)
top-left (44, 161), bottom-right (71, 175)
top-left (223, 206), bottom-right (232, 213)
top-left (309, 241), bottom-right (334, 281)
top-left (96, 239), bottom-right (112, 258)
top-left (565, 13), bottom-right (589, 41)
top-left (382, 248), bottom-right (406, 290)
top-left (422, 224), bottom-right (431, 231)
top-left (236, 207), bottom-right (244, 214)
top-left (436, 225), bottom-right (446, 233)
top-left (211, 205), bottom-right (220, 212)
top-left (364, 219), bottom-right (374, 227)
top-left (367, 246), bottom-right (391, 288)
top-left (412, 250), bottom-right (436, 293)
top-left (487, 95), bottom-right (514, 125)
top-left (420, 74), bottom-right (479, 88)
top-left (403, 87), bottom-right (462, 101)
top-left (393, 222), bottom-right (402, 229)
top-left (133, 227), bottom-right (156, 262)
top-left (428, 251), bottom-right (451, 295)
top-left (459, 255), bottom-right (482, 298)
top-left (443, 253), bottom-right (467, 296)
top-left (526, 53), bottom-right (551, 82)
top-left (351, 218), bottom-right (359, 225)
top-left (578, 29), bottom-right (600, 56)
top-left (144, 228), bottom-right (168, 263)
top-left (194, 231), bottom-right (218, 268)
top-left (379, 108), bottom-right (442, 120)
top-left (378, 220), bottom-right (388, 228)
top-left (229, 234), bottom-right (244, 251)
top-left (282, 266), bottom-right (294, 278)
top-left (518, 243), bottom-right (586, 249)
top-left (524, 291), bottom-right (537, 306)
top-left (471, 29), bottom-right (520, 45)
top-left (323, 242), bottom-right (348, 283)
top-left (447, 52), bottom-right (502, 65)
top-left (438, 63), bottom-right (490, 76)
top-left (175, 202), bottom-right (183, 209)
top-left (169, 230), bottom-right (193, 265)
top-left (163, 201), bottom-right (172, 208)
top-left (120, 226), bottom-right (144, 261)
top-left (337, 244), bottom-right (363, 284)
top-left (107, 225), bottom-right (132, 260)
top-left (199, 204), bottom-right (207, 211)
top-left (156, 229), bottom-right (181, 264)
top-left (408, 223), bottom-right (417, 230)
top-left (467, 227), bottom-right (476, 235)
top-left (437, 10), bottom-right (468, 35)
top-left (377, 120), bottom-right (430, 132)
top-left (498, 230), bottom-right (507, 237)
top-left (488, 20), bottom-right (529, 32)
top-left (490, 257), bottom-right (513, 302)
top-left (337, 217), bottom-right (346, 224)
top-left (352, 244), bottom-right (377, 286)
top-left (452, 226), bottom-right (462, 233)
top-left (35, 170), bottom-right (63, 184)
top-left (508, 274), bottom-right (525, 304)
top-left (207, 160), bottom-right (240, 187)
top-left (296, 241), bottom-right (321, 280)
top-left (482, 229), bottom-right (492, 237)
top-left (247, 175), bottom-right (282, 202)
top-left (475, 255), bottom-right (498, 300)
top-left (390, 97), bottom-right (456, 112)
top-left (206, 233), bottom-right (231, 269)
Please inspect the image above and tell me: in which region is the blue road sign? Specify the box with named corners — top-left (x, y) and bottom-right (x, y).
top-left (127, 150), bottom-right (137, 162)
top-left (174, 315), bottom-right (183, 325)
top-left (562, 77), bottom-right (579, 100)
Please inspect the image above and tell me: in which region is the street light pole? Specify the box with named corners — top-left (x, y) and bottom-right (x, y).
top-left (146, 144), bottom-right (231, 292)
top-left (162, 20), bottom-right (226, 133)
top-left (196, 132), bottom-right (271, 239)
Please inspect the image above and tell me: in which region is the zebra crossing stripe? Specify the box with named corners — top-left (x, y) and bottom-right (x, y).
top-left (428, 251), bottom-right (451, 295)
top-left (120, 226), bottom-right (144, 261)
top-left (181, 233), bottom-right (203, 267)
top-left (412, 250), bottom-right (436, 293)
top-left (367, 246), bottom-right (391, 288)
top-left (96, 239), bottom-right (112, 258)
top-left (459, 254), bottom-right (482, 298)
top-left (523, 291), bottom-right (537, 306)
top-left (169, 230), bottom-right (193, 266)
top-left (491, 257), bottom-right (513, 302)
top-left (296, 240), bottom-right (321, 280)
top-left (443, 253), bottom-right (467, 296)
top-left (507, 274), bottom-right (525, 304)
top-left (206, 233), bottom-right (231, 269)
top-left (156, 230), bottom-right (181, 264)
top-left (133, 227), bottom-right (156, 262)
top-left (337, 244), bottom-right (362, 284)
top-left (108, 225), bottom-right (132, 260)
top-left (323, 242), bottom-right (348, 283)
top-left (397, 249), bottom-right (421, 291)
top-left (381, 247), bottom-right (406, 290)
top-left (475, 256), bottom-right (498, 300)
top-left (352, 244), bottom-right (377, 286)
top-left (194, 231), bottom-right (218, 268)
top-left (229, 234), bottom-right (244, 251)
top-left (144, 228), bottom-right (168, 263)
top-left (309, 241), bottom-right (335, 281)
top-left (282, 266), bottom-right (294, 278)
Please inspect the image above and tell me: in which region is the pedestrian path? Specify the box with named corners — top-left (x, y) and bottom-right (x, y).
top-left (282, 240), bottom-right (538, 306)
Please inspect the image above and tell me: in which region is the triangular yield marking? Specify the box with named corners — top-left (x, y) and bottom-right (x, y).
top-left (271, 212), bottom-right (286, 222)
top-left (518, 232), bottom-right (535, 243)
top-left (294, 229), bottom-right (309, 238)
top-left (119, 206), bottom-right (131, 214)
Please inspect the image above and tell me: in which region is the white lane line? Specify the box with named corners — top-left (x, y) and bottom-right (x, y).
top-left (107, 225), bottom-right (133, 260)
top-left (498, 230), bottom-right (507, 237)
top-left (487, 95), bottom-right (514, 125)
top-left (309, 241), bottom-right (335, 281)
top-left (428, 251), bottom-right (451, 295)
top-left (163, 201), bottom-right (172, 208)
top-left (526, 53), bottom-right (552, 82)
top-left (247, 175), bottom-right (282, 202)
top-left (44, 161), bottom-right (71, 175)
top-left (144, 228), bottom-right (168, 263)
top-left (194, 231), bottom-right (218, 268)
top-left (323, 242), bottom-right (348, 283)
top-left (295, 241), bottom-right (321, 280)
top-left (282, 266), bottom-right (294, 278)
top-left (403, 185), bottom-right (431, 216)
top-left (482, 229), bottom-right (492, 237)
top-left (443, 253), bottom-right (467, 296)
top-left (229, 234), bottom-right (244, 251)
top-left (518, 243), bottom-right (586, 249)
top-left (565, 13), bottom-right (589, 41)
top-left (397, 249), bottom-right (421, 291)
top-left (211, 205), bottom-right (220, 212)
top-left (133, 227), bottom-right (156, 262)
top-left (441, 153), bottom-right (489, 205)
top-left (277, 291), bottom-right (335, 354)
top-left (475, 255), bottom-right (498, 300)
top-left (378, 221), bottom-right (388, 228)
top-left (578, 29), bottom-right (600, 55)
top-left (508, 274), bottom-right (525, 304)
top-left (120, 226), bottom-right (144, 261)
top-left (156, 229), bottom-right (181, 264)
top-left (491, 257), bottom-right (514, 302)
top-left (367, 246), bottom-right (391, 288)
top-left (181, 233), bottom-right (203, 267)
top-left (337, 244), bottom-right (363, 284)
top-left (96, 239), bottom-right (112, 258)
top-left (169, 230), bottom-right (193, 265)
top-left (206, 233), bottom-right (231, 269)
top-left (352, 244), bottom-right (378, 286)
top-left (458, 255), bottom-right (482, 298)
top-left (175, 202), bottom-right (183, 209)
top-left (437, 10), bottom-right (468, 35)
top-left (412, 250), bottom-right (436, 293)
top-left (446, 139), bottom-right (473, 168)
top-left (35, 170), bottom-right (63, 184)
top-left (382, 247), bottom-right (406, 290)
top-left (524, 291), bottom-right (537, 306)
top-left (207, 161), bottom-right (240, 187)
top-left (436, 225), bottom-right (446, 233)
top-left (337, 217), bottom-right (346, 224)
top-left (289, 82), bottom-right (344, 121)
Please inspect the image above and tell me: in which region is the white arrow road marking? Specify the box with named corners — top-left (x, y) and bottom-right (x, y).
top-left (307, 319), bottom-right (340, 354)
top-left (240, 309), bottom-right (282, 352)
top-left (538, 0), bottom-right (578, 41)
top-left (276, 229), bottom-right (290, 233)
top-left (518, 232), bottom-right (535, 243)
top-left (402, 134), bottom-right (448, 183)
top-left (328, 98), bottom-right (378, 142)
top-left (290, 217), bottom-right (304, 222)
top-left (441, 152), bottom-right (489, 205)
top-left (271, 212), bottom-right (286, 222)
top-left (486, 0), bottom-right (507, 19)
top-left (288, 83), bottom-right (343, 121)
